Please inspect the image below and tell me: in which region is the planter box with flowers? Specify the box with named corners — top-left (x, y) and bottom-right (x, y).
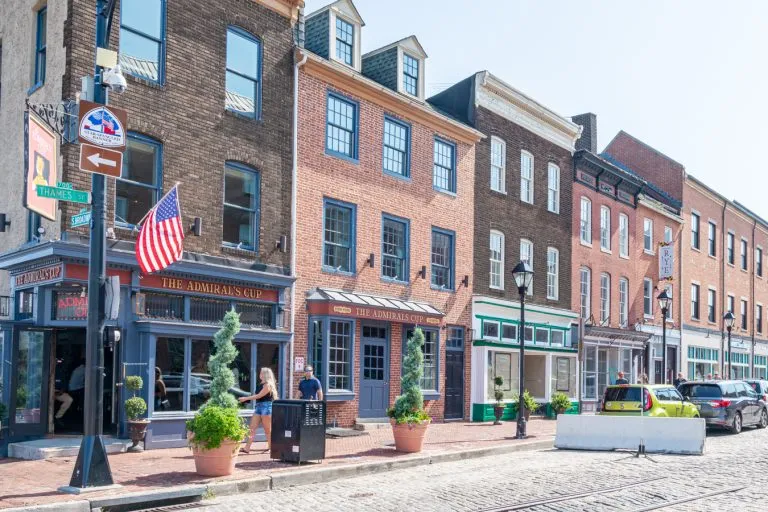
top-left (124, 375), bottom-right (150, 452)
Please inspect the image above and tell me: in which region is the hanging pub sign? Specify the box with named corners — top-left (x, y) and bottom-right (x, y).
top-left (54, 291), bottom-right (88, 320)
top-left (24, 111), bottom-right (59, 221)
top-left (659, 243), bottom-right (674, 280)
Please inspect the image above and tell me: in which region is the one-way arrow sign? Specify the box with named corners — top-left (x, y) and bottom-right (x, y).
top-left (79, 143), bottom-right (123, 177)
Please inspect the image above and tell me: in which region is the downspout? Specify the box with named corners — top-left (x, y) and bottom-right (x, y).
top-left (752, 218), bottom-right (757, 377)
top-left (289, 44), bottom-right (308, 400)
top-left (677, 211), bottom-right (683, 376)
top-left (721, 202), bottom-right (727, 375)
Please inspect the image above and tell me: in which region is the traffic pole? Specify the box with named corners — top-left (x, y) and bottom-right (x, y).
top-left (68, 0), bottom-right (115, 488)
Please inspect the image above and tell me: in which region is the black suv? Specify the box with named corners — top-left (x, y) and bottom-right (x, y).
top-left (678, 380), bottom-right (768, 434)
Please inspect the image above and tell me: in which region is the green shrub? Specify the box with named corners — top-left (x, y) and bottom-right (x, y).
top-left (387, 328), bottom-right (431, 425)
top-left (125, 396), bottom-right (147, 421)
top-left (513, 390), bottom-right (538, 412)
top-left (125, 375), bottom-right (144, 393)
top-left (550, 392), bottom-right (572, 413)
top-left (186, 405), bottom-right (247, 450)
top-left (205, 309), bottom-right (241, 410)
top-left (493, 376), bottom-right (505, 405)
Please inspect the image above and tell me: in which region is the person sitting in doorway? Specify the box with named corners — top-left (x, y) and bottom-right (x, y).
top-left (615, 371), bottom-right (629, 385)
top-left (54, 390), bottom-right (73, 424)
top-left (68, 358), bottom-right (86, 414)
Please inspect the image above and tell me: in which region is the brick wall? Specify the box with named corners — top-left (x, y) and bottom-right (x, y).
top-left (472, 107), bottom-right (573, 311)
top-left (61, 0), bottom-right (295, 271)
top-left (294, 69), bottom-right (476, 426)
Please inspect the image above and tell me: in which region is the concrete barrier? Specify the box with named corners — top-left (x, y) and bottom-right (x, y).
top-left (554, 415), bottom-right (706, 455)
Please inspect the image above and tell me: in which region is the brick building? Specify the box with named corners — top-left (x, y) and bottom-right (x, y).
top-left (0, 0), bottom-right (302, 453)
top-left (603, 131), bottom-right (768, 383)
top-left (571, 116), bottom-right (683, 412)
top-left (294, 0), bottom-right (482, 427)
top-left (429, 73), bottom-right (582, 420)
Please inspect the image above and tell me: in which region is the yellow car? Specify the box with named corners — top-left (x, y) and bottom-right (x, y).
top-left (600, 384), bottom-right (700, 418)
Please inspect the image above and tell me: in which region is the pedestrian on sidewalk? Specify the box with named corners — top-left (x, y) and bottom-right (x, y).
top-left (239, 367), bottom-right (278, 454)
top-left (673, 372), bottom-right (687, 388)
top-left (297, 365), bottom-right (324, 401)
top-left (615, 371), bottom-right (629, 385)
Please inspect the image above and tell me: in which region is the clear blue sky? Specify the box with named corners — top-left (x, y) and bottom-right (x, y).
top-left (305, 0), bottom-right (768, 217)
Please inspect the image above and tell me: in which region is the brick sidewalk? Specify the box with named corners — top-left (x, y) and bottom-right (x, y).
top-left (0, 419), bottom-right (555, 509)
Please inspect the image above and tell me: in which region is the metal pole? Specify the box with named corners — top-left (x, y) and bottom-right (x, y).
top-left (661, 307), bottom-right (667, 384)
top-left (516, 288), bottom-right (527, 439)
top-left (727, 327), bottom-right (732, 379)
top-left (69, 0), bottom-right (114, 488)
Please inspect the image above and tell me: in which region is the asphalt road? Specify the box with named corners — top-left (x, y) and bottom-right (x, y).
top-left (158, 426), bottom-right (768, 512)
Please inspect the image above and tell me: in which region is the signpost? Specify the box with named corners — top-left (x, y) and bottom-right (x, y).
top-left (71, 208), bottom-right (92, 228)
top-left (79, 144), bottom-right (123, 177)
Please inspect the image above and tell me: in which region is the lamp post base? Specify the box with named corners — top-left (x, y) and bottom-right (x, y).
top-left (516, 417), bottom-right (527, 439)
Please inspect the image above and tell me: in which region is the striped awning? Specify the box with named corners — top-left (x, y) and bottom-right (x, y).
top-left (306, 288), bottom-right (444, 325)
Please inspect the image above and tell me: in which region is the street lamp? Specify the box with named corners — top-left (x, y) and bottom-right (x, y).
top-left (657, 289), bottom-right (672, 384)
top-left (724, 311), bottom-right (736, 379)
top-left (512, 261), bottom-right (534, 439)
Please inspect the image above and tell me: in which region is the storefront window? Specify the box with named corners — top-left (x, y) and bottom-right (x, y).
top-left (232, 342), bottom-right (252, 406)
top-left (190, 339), bottom-right (214, 410)
top-left (328, 320), bottom-right (352, 392)
top-left (501, 324), bottom-right (517, 342)
top-left (404, 327), bottom-right (438, 392)
top-left (486, 351), bottom-right (519, 401)
top-left (189, 297), bottom-right (230, 324)
top-left (482, 321), bottom-right (499, 340)
top-left (535, 328), bottom-right (548, 344)
top-left (234, 302), bottom-right (272, 328)
top-left (551, 356), bottom-right (577, 396)
top-left (551, 330), bottom-right (564, 346)
top-left (53, 291), bottom-right (88, 321)
top-left (257, 343), bottom-right (280, 393)
top-left (155, 337), bottom-right (185, 411)
top-left (583, 346), bottom-right (597, 400)
top-left (142, 292), bottom-right (184, 320)
top-left (15, 331), bottom-right (45, 423)
top-left (16, 290), bottom-right (34, 320)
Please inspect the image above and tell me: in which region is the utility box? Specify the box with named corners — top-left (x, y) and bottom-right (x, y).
top-left (270, 400), bottom-right (326, 463)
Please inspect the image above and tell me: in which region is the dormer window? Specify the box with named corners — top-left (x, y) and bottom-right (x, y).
top-left (335, 17), bottom-right (354, 66)
top-left (402, 53), bottom-right (419, 96)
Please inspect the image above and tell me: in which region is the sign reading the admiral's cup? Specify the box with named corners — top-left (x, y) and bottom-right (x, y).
top-left (14, 264), bottom-right (63, 287)
top-left (140, 274), bottom-right (279, 302)
top-left (77, 100), bottom-right (128, 151)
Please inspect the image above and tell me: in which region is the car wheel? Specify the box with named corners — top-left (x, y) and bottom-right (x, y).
top-left (731, 412), bottom-right (743, 434)
top-left (759, 409), bottom-right (768, 429)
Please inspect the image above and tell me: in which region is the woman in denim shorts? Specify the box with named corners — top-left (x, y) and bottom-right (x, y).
top-left (238, 368), bottom-right (278, 453)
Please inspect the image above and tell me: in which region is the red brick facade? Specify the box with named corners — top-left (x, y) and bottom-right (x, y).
top-left (293, 55), bottom-right (479, 426)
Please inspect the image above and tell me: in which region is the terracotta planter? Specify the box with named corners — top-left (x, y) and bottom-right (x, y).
top-left (554, 407), bottom-right (567, 418)
top-left (127, 420), bottom-right (150, 452)
top-left (391, 419), bottom-right (430, 453)
top-left (191, 440), bottom-right (240, 477)
top-left (493, 405), bottom-right (505, 425)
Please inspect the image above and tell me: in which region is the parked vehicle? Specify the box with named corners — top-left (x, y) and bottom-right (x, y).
top-left (746, 380), bottom-right (768, 403)
top-left (678, 380), bottom-right (768, 434)
top-left (600, 385), bottom-right (700, 418)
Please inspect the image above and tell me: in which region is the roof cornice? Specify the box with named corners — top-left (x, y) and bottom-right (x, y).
top-left (476, 71), bottom-right (582, 152)
top-left (298, 49), bottom-right (484, 144)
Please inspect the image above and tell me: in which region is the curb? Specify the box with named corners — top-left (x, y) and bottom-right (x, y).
top-left (3, 438), bottom-right (553, 511)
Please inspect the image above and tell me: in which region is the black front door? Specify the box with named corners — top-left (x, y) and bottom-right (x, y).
top-left (445, 350), bottom-right (464, 419)
top-left (9, 328), bottom-right (52, 440)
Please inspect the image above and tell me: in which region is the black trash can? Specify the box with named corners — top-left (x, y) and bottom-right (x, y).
top-left (270, 400), bottom-right (326, 463)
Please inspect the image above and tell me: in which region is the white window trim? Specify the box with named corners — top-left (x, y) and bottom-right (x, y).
top-left (547, 163), bottom-right (560, 214)
top-left (490, 136), bottom-right (506, 194)
top-left (546, 247), bottom-right (559, 300)
top-left (600, 206), bottom-right (611, 252)
top-left (691, 282), bottom-right (700, 320)
top-left (580, 267), bottom-right (591, 320)
top-left (664, 225), bottom-right (673, 244)
top-left (643, 218), bottom-right (654, 254)
top-left (599, 272), bottom-right (611, 324)
top-left (489, 230), bottom-right (505, 290)
top-left (643, 278), bottom-right (654, 318)
top-left (580, 197), bottom-right (592, 246)
top-left (618, 277), bottom-right (629, 328)
top-left (520, 150), bottom-right (534, 204)
top-left (619, 213), bottom-right (629, 259)
top-left (328, 11), bottom-right (361, 71)
top-left (520, 238), bottom-right (533, 296)
top-left (483, 320), bottom-right (501, 340)
top-left (741, 237), bottom-right (749, 271)
top-left (707, 220), bottom-right (717, 257)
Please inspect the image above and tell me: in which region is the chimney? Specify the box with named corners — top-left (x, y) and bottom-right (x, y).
top-left (572, 113), bottom-right (597, 153)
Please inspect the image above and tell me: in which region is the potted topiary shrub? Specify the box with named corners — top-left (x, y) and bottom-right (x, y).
top-left (550, 392), bottom-right (572, 418)
top-left (124, 375), bottom-right (150, 452)
top-left (493, 376), bottom-right (505, 425)
top-left (387, 327), bottom-right (431, 453)
top-left (513, 390), bottom-right (538, 422)
top-left (186, 310), bottom-right (248, 476)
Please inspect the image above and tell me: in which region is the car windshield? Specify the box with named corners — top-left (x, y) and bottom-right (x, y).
top-left (679, 383), bottom-right (722, 399)
top-left (604, 387), bottom-right (642, 402)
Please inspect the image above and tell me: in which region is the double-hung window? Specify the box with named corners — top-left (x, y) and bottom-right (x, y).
top-left (691, 212), bottom-right (700, 249)
top-left (599, 273), bottom-right (610, 324)
top-left (708, 221), bottom-right (717, 256)
top-left (643, 278), bottom-right (653, 317)
top-left (402, 53), bottom-right (419, 96)
top-left (742, 299), bottom-right (749, 330)
top-left (520, 239), bottom-right (533, 295)
top-left (225, 27), bottom-right (261, 118)
top-left (116, 134), bottom-right (162, 227)
top-left (520, 151), bottom-right (533, 203)
top-left (619, 214), bottom-right (629, 257)
top-left (600, 206), bottom-right (611, 251)
top-left (335, 17), bottom-right (354, 66)
top-left (119, 0), bottom-right (166, 84)
top-left (727, 233), bottom-right (735, 265)
top-left (758, 305), bottom-right (764, 334)
top-left (618, 278), bottom-right (629, 327)
top-left (580, 197), bottom-right (592, 244)
top-left (691, 283), bottom-right (700, 320)
top-left (547, 163), bottom-right (560, 213)
top-left (309, 319), bottom-right (355, 394)
top-left (664, 226), bottom-right (673, 244)
top-left (383, 117), bottom-right (410, 177)
top-left (489, 230), bottom-right (504, 290)
top-left (33, 6), bottom-right (47, 87)
top-left (431, 228), bottom-right (454, 290)
top-left (433, 138), bottom-right (456, 193)
top-left (381, 215), bottom-right (408, 282)
top-left (223, 162), bottom-right (260, 250)
top-left (326, 93), bottom-right (358, 159)
top-left (580, 267), bottom-right (591, 320)
top-left (707, 289), bottom-right (716, 322)
top-left (323, 199), bottom-right (356, 273)
top-left (643, 218), bottom-right (653, 252)
top-left (490, 137), bottom-right (506, 193)
top-left (758, 247), bottom-right (764, 277)
top-left (547, 247), bottom-right (559, 300)
top-left (741, 239), bottom-right (748, 270)
top-left (727, 295), bottom-right (735, 314)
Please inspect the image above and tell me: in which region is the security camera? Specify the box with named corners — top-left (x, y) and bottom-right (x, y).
top-left (102, 64), bottom-right (127, 94)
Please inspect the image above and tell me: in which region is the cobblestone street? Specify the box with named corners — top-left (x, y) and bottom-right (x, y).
top-left (194, 427), bottom-right (768, 512)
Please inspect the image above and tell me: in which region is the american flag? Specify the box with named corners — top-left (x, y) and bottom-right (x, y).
top-left (136, 186), bottom-right (185, 274)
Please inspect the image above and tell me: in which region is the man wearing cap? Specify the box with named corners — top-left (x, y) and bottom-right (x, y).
top-left (298, 365), bottom-right (323, 401)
